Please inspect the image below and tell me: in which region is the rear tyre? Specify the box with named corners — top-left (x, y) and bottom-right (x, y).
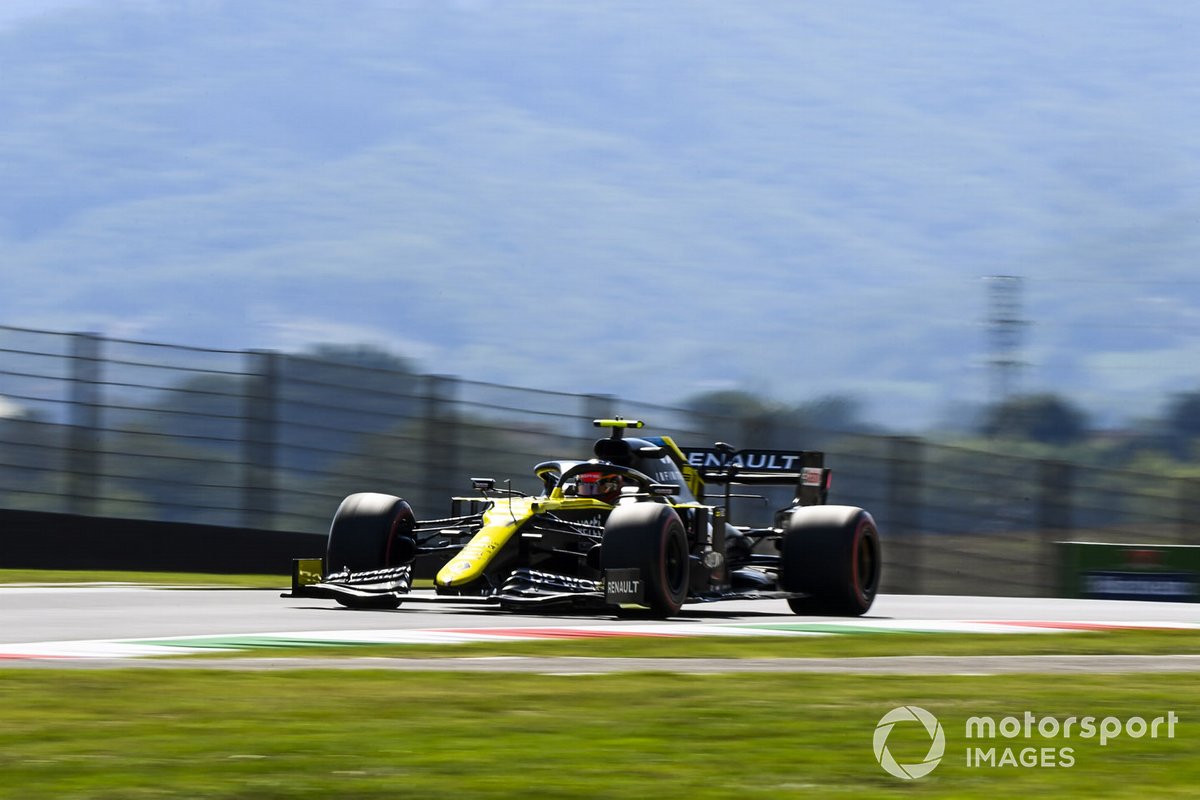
top-left (326, 493), bottom-right (417, 609)
top-left (601, 503), bottom-right (690, 617)
top-left (780, 505), bottom-right (881, 616)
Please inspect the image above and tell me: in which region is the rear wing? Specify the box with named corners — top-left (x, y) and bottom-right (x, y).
top-left (677, 447), bottom-right (831, 506)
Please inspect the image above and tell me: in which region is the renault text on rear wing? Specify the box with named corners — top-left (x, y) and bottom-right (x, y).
top-left (677, 447), bottom-right (830, 506)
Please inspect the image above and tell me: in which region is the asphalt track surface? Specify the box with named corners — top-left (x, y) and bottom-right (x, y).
top-left (2, 586), bottom-right (1198, 671)
top-left (4, 586), bottom-right (1200, 642)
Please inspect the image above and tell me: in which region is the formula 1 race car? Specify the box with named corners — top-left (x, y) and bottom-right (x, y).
top-left (285, 419), bottom-right (882, 617)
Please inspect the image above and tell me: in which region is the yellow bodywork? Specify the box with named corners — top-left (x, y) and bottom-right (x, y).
top-left (434, 494), bottom-right (613, 590)
top-left (654, 435), bottom-right (706, 498)
top-left (435, 429), bottom-right (707, 591)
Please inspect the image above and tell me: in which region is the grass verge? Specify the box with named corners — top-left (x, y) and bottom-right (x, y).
top-left (0, 670), bottom-right (1195, 798)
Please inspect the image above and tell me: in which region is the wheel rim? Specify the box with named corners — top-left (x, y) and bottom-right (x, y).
top-left (664, 526), bottom-right (688, 597)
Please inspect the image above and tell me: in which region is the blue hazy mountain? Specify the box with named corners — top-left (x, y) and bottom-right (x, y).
top-left (2, 0), bottom-right (1198, 430)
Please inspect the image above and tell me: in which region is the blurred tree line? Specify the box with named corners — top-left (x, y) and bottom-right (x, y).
top-left (681, 387), bottom-right (1200, 537)
top-left (0, 343), bottom-right (577, 530)
top-left (976, 391), bottom-right (1200, 470)
top-left (4, 337), bottom-right (1200, 536)
top-left (682, 387), bottom-right (1200, 475)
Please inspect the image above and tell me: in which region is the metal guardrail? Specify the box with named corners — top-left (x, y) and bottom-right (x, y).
top-left (2, 324), bottom-right (1197, 595)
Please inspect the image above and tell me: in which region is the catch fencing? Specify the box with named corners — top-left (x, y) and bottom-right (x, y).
top-left (2, 324), bottom-right (1197, 595)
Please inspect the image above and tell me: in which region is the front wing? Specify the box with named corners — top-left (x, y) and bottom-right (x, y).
top-left (283, 559), bottom-right (806, 611)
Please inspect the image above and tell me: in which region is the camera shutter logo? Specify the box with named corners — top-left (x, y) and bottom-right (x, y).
top-left (873, 706), bottom-right (945, 779)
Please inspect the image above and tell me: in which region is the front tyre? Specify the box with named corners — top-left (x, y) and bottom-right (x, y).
top-left (326, 493), bottom-right (417, 609)
top-left (601, 503), bottom-right (690, 617)
top-left (780, 505), bottom-right (881, 616)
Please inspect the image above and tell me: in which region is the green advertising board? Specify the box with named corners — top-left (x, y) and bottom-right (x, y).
top-left (1058, 541), bottom-right (1200, 602)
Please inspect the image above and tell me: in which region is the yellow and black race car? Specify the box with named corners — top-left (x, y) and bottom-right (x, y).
top-left (286, 419), bottom-right (882, 617)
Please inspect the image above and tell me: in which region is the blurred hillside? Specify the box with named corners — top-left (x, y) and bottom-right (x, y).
top-left (2, 1), bottom-right (1198, 429)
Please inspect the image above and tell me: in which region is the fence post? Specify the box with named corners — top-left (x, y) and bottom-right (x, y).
top-left (886, 436), bottom-right (924, 594)
top-left (1037, 460), bottom-right (1073, 595)
top-left (66, 332), bottom-right (103, 516)
top-left (1180, 477), bottom-right (1200, 545)
top-left (421, 375), bottom-right (459, 513)
top-left (242, 350), bottom-right (279, 530)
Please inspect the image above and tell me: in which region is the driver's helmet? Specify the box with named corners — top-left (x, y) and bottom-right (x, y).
top-left (577, 471), bottom-right (622, 503)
